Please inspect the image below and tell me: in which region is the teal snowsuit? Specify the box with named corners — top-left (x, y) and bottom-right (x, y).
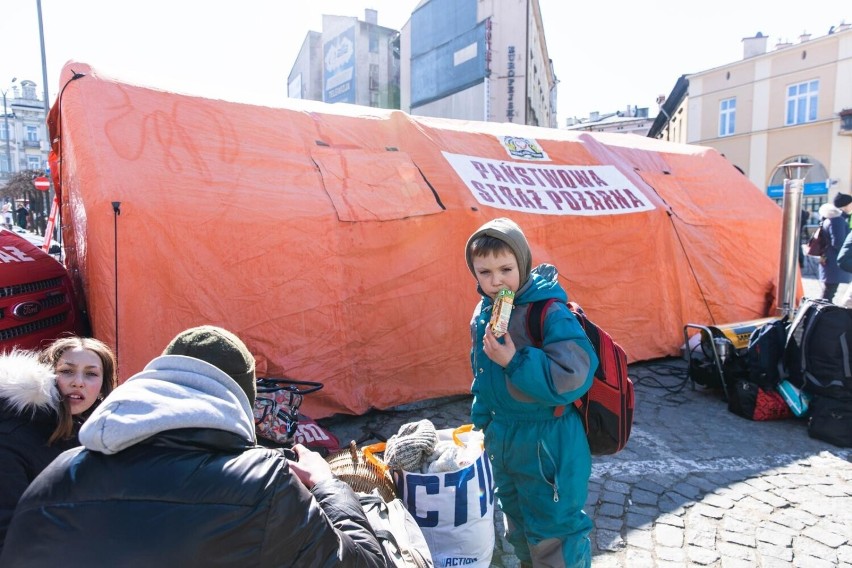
top-left (469, 264), bottom-right (597, 567)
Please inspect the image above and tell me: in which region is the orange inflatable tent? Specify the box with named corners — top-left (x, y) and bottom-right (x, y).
top-left (48, 62), bottom-right (796, 418)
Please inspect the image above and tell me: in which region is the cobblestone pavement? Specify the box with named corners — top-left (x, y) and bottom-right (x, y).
top-left (320, 357), bottom-right (852, 567)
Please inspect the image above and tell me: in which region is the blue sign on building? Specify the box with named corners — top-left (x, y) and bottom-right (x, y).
top-left (767, 181), bottom-right (827, 198)
top-left (324, 26), bottom-right (357, 104)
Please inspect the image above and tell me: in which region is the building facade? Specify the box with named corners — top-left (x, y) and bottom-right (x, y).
top-left (564, 106), bottom-right (652, 135)
top-left (649, 24), bottom-right (852, 209)
top-left (1, 79), bottom-right (50, 182)
top-left (288, 10), bottom-right (400, 109)
top-left (400, 0), bottom-right (557, 127)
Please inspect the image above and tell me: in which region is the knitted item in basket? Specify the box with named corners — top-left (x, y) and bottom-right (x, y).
top-left (326, 441), bottom-right (397, 502)
top-left (383, 419), bottom-right (438, 471)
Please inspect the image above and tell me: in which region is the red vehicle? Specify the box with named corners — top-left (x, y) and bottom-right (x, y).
top-left (0, 228), bottom-right (85, 352)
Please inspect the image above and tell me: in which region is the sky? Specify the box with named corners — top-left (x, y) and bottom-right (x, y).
top-left (0, 1), bottom-right (846, 125)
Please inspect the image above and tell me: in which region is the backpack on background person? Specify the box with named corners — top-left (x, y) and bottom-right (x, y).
top-left (806, 225), bottom-right (830, 257)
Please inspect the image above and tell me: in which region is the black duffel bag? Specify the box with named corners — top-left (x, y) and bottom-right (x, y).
top-left (807, 394), bottom-right (852, 448)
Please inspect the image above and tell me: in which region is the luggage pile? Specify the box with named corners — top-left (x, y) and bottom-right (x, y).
top-left (686, 298), bottom-right (852, 448)
top-left (784, 298), bottom-right (852, 447)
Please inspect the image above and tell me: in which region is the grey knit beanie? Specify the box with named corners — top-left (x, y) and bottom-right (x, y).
top-left (384, 419), bottom-right (438, 471)
top-left (163, 325), bottom-right (257, 407)
top-left (465, 217), bottom-right (532, 287)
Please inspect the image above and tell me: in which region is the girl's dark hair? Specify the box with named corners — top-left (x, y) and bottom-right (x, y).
top-left (39, 336), bottom-right (117, 445)
top-left (469, 235), bottom-right (513, 260)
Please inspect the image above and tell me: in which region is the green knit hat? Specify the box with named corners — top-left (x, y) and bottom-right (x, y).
top-left (163, 325), bottom-right (256, 407)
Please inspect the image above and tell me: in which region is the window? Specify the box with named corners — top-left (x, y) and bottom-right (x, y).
top-left (27, 156), bottom-right (41, 170)
top-left (26, 126), bottom-right (38, 142)
top-left (0, 154), bottom-right (8, 173)
top-left (719, 98), bottom-right (736, 136)
top-left (0, 122), bottom-right (8, 141)
top-left (369, 28), bottom-right (378, 53)
top-left (785, 80), bottom-right (819, 125)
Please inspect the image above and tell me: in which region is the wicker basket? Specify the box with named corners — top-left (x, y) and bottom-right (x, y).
top-left (326, 441), bottom-right (397, 502)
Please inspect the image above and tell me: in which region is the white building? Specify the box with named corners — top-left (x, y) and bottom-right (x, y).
top-left (1, 79), bottom-right (50, 182)
top-left (288, 10), bottom-right (401, 109)
top-left (400, 0), bottom-right (557, 127)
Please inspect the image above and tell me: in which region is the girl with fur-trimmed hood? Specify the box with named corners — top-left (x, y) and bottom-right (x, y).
top-left (0, 338), bottom-right (116, 554)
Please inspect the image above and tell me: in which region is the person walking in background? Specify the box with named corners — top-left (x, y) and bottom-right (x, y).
top-left (1, 325), bottom-right (386, 567)
top-left (0, 337), bottom-right (116, 555)
top-left (14, 204), bottom-right (27, 230)
top-left (464, 218), bottom-right (598, 568)
top-left (817, 193), bottom-right (852, 303)
top-left (836, 226), bottom-right (852, 308)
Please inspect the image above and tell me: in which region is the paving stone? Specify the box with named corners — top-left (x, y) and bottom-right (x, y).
top-left (622, 528), bottom-right (653, 550)
top-left (601, 479), bottom-right (629, 494)
top-left (624, 512), bottom-right (654, 530)
top-left (756, 541), bottom-right (794, 562)
top-left (702, 492), bottom-right (735, 509)
top-left (670, 481), bottom-right (702, 500)
top-left (596, 502), bottom-right (625, 517)
top-left (599, 490), bottom-right (627, 505)
top-left (634, 478), bottom-right (666, 494)
top-left (594, 529), bottom-right (625, 552)
top-left (654, 523), bottom-right (684, 548)
top-left (685, 527), bottom-right (716, 549)
top-left (655, 545), bottom-right (686, 562)
top-left (692, 503), bottom-right (726, 520)
top-left (630, 488), bottom-right (659, 506)
top-left (687, 545), bottom-right (720, 566)
top-left (593, 515), bottom-right (622, 532)
top-left (802, 525), bottom-right (849, 548)
top-left (656, 513), bottom-right (684, 528)
top-left (793, 534), bottom-right (838, 561)
top-left (751, 489), bottom-right (789, 507)
top-left (756, 525), bottom-right (794, 547)
top-left (716, 541), bottom-right (757, 562)
top-left (719, 557), bottom-right (755, 568)
top-left (622, 549), bottom-right (653, 566)
top-left (758, 520), bottom-right (799, 538)
top-left (792, 555), bottom-right (838, 568)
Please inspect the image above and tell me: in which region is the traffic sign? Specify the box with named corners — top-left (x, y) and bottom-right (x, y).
top-left (34, 176), bottom-right (50, 191)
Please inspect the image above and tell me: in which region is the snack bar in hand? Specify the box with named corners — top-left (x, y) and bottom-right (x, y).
top-left (489, 289), bottom-right (515, 337)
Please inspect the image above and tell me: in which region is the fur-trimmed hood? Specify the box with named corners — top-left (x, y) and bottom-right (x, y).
top-left (0, 349), bottom-right (60, 416)
top-left (818, 203), bottom-right (842, 219)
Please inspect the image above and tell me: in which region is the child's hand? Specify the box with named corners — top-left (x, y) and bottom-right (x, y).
top-left (483, 326), bottom-right (516, 367)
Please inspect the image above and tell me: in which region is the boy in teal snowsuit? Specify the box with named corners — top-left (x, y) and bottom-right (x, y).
top-left (465, 217), bottom-right (598, 568)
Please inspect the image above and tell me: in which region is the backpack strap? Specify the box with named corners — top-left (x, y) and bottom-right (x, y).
top-left (527, 298), bottom-right (557, 348)
top-left (525, 298), bottom-right (565, 418)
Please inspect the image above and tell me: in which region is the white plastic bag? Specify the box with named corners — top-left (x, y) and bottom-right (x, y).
top-left (391, 425), bottom-right (495, 568)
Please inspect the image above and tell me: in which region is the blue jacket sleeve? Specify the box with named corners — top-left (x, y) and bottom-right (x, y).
top-left (504, 302), bottom-right (597, 406)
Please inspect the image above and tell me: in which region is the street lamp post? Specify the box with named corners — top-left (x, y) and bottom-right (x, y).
top-left (2, 78), bottom-right (17, 178)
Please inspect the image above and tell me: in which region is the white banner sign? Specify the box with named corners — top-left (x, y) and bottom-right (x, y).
top-left (442, 152), bottom-right (655, 216)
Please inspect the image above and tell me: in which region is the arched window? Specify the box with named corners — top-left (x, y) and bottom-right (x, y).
top-left (766, 155), bottom-right (828, 212)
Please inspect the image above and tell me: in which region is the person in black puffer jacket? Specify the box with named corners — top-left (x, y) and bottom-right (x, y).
top-left (0, 326), bottom-right (386, 568)
top-left (0, 338), bottom-right (116, 556)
